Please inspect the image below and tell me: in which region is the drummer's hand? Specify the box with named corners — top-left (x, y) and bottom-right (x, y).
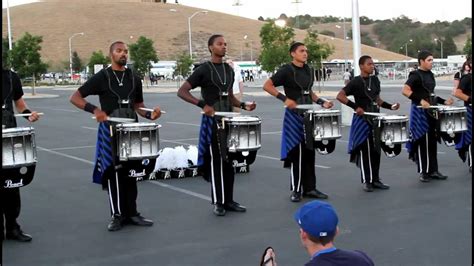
top-left (28, 111), bottom-right (40, 122)
top-left (322, 100), bottom-right (333, 109)
top-left (391, 103), bottom-right (400, 110)
top-left (444, 98), bottom-right (454, 106)
top-left (284, 98), bottom-right (297, 109)
top-left (420, 99), bottom-right (430, 109)
top-left (203, 105), bottom-right (215, 116)
top-left (244, 101), bottom-right (257, 111)
top-left (93, 109), bottom-right (108, 122)
top-left (355, 107), bottom-right (365, 116)
top-left (150, 106), bottom-right (161, 120)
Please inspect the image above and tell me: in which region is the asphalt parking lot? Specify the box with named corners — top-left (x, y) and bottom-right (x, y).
top-left (2, 79), bottom-right (471, 266)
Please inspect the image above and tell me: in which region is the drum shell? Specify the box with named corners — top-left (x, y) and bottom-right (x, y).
top-left (224, 116), bottom-right (262, 152)
top-left (378, 116), bottom-right (409, 144)
top-left (115, 123), bottom-right (161, 161)
top-left (2, 127), bottom-right (37, 168)
top-left (306, 110), bottom-right (342, 141)
top-left (437, 107), bottom-right (467, 133)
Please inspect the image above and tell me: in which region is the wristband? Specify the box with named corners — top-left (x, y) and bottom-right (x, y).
top-left (240, 102), bottom-right (246, 110)
top-left (197, 100), bottom-right (206, 109)
top-left (84, 103), bottom-right (97, 114)
top-left (346, 100), bottom-right (357, 110)
top-left (315, 98), bottom-right (325, 106)
top-left (276, 93), bottom-right (287, 102)
top-left (408, 93), bottom-right (422, 104)
top-left (381, 101), bottom-right (392, 109)
top-left (22, 109), bottom-right (31, 120)
top-left (145, 111), bottom-right (152, 119)
top-left (436, 96), bottom-right (446, 105)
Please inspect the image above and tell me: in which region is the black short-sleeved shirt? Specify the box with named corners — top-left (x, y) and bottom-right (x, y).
top-left (2, 70), bottom-right (24, 113)
top-left (454, 71), bottom-right (462, 80)
top-left (186, 61), bottom-right (234, 111)
top-left (459, 73), bottom-right (472, 106)
top-left (270, 63), bottom-right (314, 104)
top-left (405, 69), bottom-right (436, 104)
top-left (305, 249), bottom-right (374, 266)
top-left (342, 75), bottom-right (381, 110)
top-left (78, 67), bottom-right (143, 115)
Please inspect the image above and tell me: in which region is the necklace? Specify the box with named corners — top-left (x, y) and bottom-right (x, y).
top-left (209, 62), bottom-right (227, 85)
top-left (361, 76), bottom-right (371, 91)
top-left (112, 70), bottom-right (125, 86)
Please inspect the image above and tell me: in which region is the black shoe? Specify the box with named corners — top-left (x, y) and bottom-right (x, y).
top-left (107, 215), bottom-right (123, 231)
top-left (363, 183), bottom-right (374, 192)
top-left (224, 201), bottom-right (246, 212)
top-left (290, 191), bottom-right (302, 202)
top-left (127, 215), bottom-right (153, 226)
top-left (6, 228), bottom-right (32, 242)
top-left (303, 189), bottom-right (329, 199)
top-left (429, 171), bottom-right (448, 180)
top-left (419, 173), bottom-right (431, 183)
top-left (213, 204), bottom-right (226, 216)
top-left (373, 180), bottom-right (390, 189)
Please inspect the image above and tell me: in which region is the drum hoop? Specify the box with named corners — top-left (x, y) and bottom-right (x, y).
top-left (224, 116), bottom-right (261, 123)
top-left (438, 107), bottom-right (467, 114)
top-left (2, 127), bottom-right (35, 137)
top-left (116, 123), bottom-right (161, 131)
top-left (379, 116), bottom-right (408, 122)
top-left (306, 110), bottom-right (340, 114)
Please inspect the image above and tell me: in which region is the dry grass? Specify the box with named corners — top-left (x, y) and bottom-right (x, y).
top-left (2, 1), bottom-right (411, 69)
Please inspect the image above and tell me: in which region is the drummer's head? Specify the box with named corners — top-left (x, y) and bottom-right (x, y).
top-left (417, 50), bottom-right (433, 71)
top-left (208, 34), bottom-right (226, 58)
top-left (289, 42), bottom-right (307, 64)
top-left (358, 55), bottom-right (374, 76)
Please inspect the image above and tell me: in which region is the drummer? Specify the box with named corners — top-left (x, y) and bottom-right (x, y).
top-left (177, 34), bottom-right (257, 216)
top-left (70, 41), bottom-right (162, 231)
top-left (2, 65), bottom-right (40, 242)
top-left (336, 55), bottom-right (399, 192)
top-left (453, 56), bottom-right (472, 172)
top-left (263, 42), bottom-right (333, 202)
top-left (401, 50), bottom-right (453, 182)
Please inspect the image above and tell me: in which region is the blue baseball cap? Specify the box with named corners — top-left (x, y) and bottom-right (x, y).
top-left (294, 200), bottom-right (339, 238)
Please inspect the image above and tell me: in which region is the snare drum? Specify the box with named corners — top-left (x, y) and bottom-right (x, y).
top-left (223, 116), bottom-right (261, 152)
top-left (2, 127), bottom-right (37, 168)
top-left (115, 122), bottom-right (161, 161)
top-left (377, 115), bottom-right (409, 145)
top-left (306, 110), bottom-right (341, 141)
top-left (437, 106), bottom-right (467, 135)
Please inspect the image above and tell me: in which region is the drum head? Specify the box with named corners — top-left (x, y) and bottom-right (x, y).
top-left (224, 116), bottom-right (261, 124)
top-left (306, 109), bottom-right (340, 116)
top-left (380, 115), bottom-right (408, 122)
top-left (116, 122), bottom-right (161, 131)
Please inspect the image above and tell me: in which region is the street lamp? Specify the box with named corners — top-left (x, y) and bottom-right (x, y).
top-left (188, 10), bottom-right (208, 59)
top-left (402, 39), bottom-right (413, 78)
top-left (69, 32), bottom-right (84, 82)
top-left (243, 35), bottom-right (254, 61)
top-left (434, 38), bottom-right (444, 59)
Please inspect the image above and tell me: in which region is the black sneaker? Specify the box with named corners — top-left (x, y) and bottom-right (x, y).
top-left (126, 215), bottom-right (153, 226)
top-left (419, 173), bottom-right (431, 183)
top-left (213, 204), bottom-right (226, 216)
top-left (6, 228), bottom-right (32, 242)
top-left (429, 171), bottom-right (448, 180)
top-left (363, 183), bottom-right (374, 192)
top-left (290, 191), bottom-right (302, 202)
top-left (373, 180), bottom-right (390, 189)
top-left (224, 201), bottom-right (246, 212)
top-left (303, 189), bottom-right (329, 199)
top-left (107, 215), bottom-right (123, 231)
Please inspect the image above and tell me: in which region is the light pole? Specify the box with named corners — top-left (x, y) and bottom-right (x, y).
top-left (6, 0), bottom-right (13, 51)
top-left (69, 32), bottom-right (84, 82)
top-left (434, 38), bottom-right (444, 58)
top-left (188, 10), bottom-right (208, 59)
top-left (402, 39), bottom-right (413, 78)
top-left (291, 0), bottom-right (302, 29)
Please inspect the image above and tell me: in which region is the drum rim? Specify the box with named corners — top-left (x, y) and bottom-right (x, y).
top-left (2, 126), bottom-right (35, 134)
top-left (116, 123), bottom-right (161, 129)
top-left (379, 115), bottom-right (408, 121)
top-left (306, 110), bottom-right (341, 114)
top-left (223, 116), bottom-right (261, 122)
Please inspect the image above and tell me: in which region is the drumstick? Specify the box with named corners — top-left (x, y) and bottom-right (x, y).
top-left (416, 105), bottom-right (444, 109)
top-left (200, 111), bottom-right (241, 116)
top-left (14, 112), bottom-right (44, 117)
top-left (139, 107), bottom-right (166, 114)
top-left (359, 112), bottom-right (386, 116)
top-left (91, 116), bottom-right (135, 122)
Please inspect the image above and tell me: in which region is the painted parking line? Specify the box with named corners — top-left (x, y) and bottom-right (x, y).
top-left (36, 146), bottom-right (211, 202)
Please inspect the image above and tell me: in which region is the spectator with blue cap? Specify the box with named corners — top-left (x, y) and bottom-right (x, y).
top-left (260, 200), bottom-right (374, 266)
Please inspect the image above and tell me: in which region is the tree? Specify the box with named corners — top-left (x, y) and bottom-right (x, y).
top-left (463, 36), bottom-right (472, 56)
top-left (71, 51), bottom-right (83, 73)
top-left (258, 16), bottom-right (264, 21)
top-left (304, 30), bottom-right (334, 68)
top-left (88, 50), bottom-right (109, 74)
top-left (258, 21), bottom-right (295, 73)
top-left (2, 37), bottom-right (10, 69)
top-left (173, 52), bottom-right (193, 78)
top-left (129, 36), bottom-right (159, 79)
top-left (9, 32), bottom-right (48, 95)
